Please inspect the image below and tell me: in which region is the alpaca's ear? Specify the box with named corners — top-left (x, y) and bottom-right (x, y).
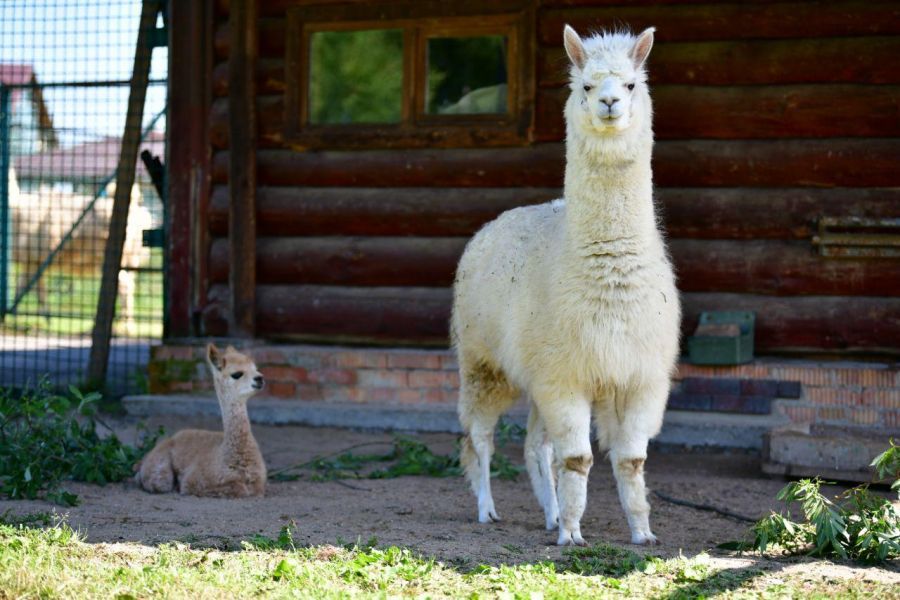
top-left (630, 27), bottom-right (655, 69)
top-left (207, 343), bottom-right (225, 371)
top-left (563, 25), bottom-right (587, 71)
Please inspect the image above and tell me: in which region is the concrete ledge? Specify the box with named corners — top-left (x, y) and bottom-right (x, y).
top-left (122, 394), bottom-right (785, 448)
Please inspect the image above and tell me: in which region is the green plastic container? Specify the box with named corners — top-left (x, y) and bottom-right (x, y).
top-left (687, 311), bottom-right (755, 365)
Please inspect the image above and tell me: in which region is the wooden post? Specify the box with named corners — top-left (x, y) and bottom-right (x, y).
top-left (86, 0), bottom-right (163, 388)
top-left (227, 0), bottom-right (258, 337)
top-left (166, 0), bottom-right (212, 337)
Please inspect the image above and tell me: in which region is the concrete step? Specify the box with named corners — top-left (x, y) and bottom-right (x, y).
top-left (122, 393), bottom-right (788, 449)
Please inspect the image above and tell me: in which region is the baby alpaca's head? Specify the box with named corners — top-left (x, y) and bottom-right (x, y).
top-left (563, 25), bottom-right (655, 137)
top-left (206, 343), bottom-right (264, 401)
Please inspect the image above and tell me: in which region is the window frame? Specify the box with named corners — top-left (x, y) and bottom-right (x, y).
top-left (284, 1), bottom-right (534, 149)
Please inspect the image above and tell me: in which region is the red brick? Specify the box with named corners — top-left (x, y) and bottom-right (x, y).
top-left (849, 408), bottom-right (880, 426)
top-left (309, 368), bottom-right (357, 385)
top-left (294, 383), bottom-right (324, 401)
top-left (322, 386), bottom-right (363, 403)
top-left (169, 381), bottom-right (194, 392)
top-left (861, 388), bottom-right (900, 409)
top-left (806, 387), bottom-right (861, 406)
top-left (360, 388), bottom-right (422, 404)
top-left (357, 369), bottom-right (408, 387)
top-left (267, 381), bottom-right (296, 398)
top-left (388, 352), bottom-right (443, 370)
top-left (422, 388), bottom-right (458, 404)
top-left (251, 348), bottom-right (287, 365)
top-left (408, 370), bottom-right (460, 389)
top-left (817, 407), bottom-right (848, 422)
top-left (330, 350), bottom-right (388, 369)
top-left (884, 410), bottom-right (900, 429)
top-left (440, 354), bottom-right (459, 371)
top-left (262, 365), bottom-right (309, 383)
top-left (781, 405), bottom-right (816, 423)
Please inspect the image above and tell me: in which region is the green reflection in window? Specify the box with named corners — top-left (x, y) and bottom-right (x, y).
top-left (309, 29), bottom-right (403, 124)
top-left (427, 36), bottom-right (508, 115)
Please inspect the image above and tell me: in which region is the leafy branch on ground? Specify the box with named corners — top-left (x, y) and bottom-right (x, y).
top-left (0, 379), bottom-right (163, 506)
top-left (271, 424), bottom-right (524, 484)
top-left (748, 439), bottom-right (900, 563)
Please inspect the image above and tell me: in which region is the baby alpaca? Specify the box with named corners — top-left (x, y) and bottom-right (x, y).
top-left (137, 344), bottom-right (267, 497)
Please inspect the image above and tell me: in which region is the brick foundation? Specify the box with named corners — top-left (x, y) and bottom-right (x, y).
top-left (148, 342), bottom-right (900, 434)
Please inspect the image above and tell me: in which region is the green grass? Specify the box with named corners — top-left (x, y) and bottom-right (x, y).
top-left (0, 521), bottom-right (893, 599)
top-left (2, 251), bottom-right (163, 338)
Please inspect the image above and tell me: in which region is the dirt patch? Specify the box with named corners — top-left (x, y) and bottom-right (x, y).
top-left (1, 415), bottom-right (898, 583)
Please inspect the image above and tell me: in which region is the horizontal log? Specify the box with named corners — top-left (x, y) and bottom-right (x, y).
top-left (540, 37), bottom-right (900, 87)
top-left (534, 85), bottom-right (900, 141)
top-left (204, 284), bottom-right (900, 352)
top-left (671, 240), bottom-right (900, 297)
top-left (209, 236), bottom-right (468, 286)
top-left (215, 18), bottom-right (284, 60)
top-left (208, 236), bottom-right (899, 296)
top-left (212, 139), bottom-right (900, 188)
top-left (212, 58), bottom-right (284, 97)
top-left (208, 185), bottom-right (900, 240)
top-left (539, 2), bottom-right (900, 45)
top-left (208, 186), bottom-right (559, 236)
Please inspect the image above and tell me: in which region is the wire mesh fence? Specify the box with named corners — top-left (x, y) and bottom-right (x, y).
top-left (0, 0), bottom-right (167, 396)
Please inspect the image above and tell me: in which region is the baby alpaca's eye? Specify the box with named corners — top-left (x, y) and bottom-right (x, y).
top-left (627, 83), bottom-right (635, 91)
top-left (230, 371), bottom-right (244, 380)
top-left (583, 84), bottom-right (593, 92)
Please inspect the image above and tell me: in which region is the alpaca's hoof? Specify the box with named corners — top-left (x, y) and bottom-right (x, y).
top-left (545, 515), bottom-right (559, 531)
top-left (478, 498), bottom-right (500, 523)
top-left (557, 530), bottom-right (586, 546)
top-left (478, 512), bottom-right (500, 523)
top-left (631, 531), bottom-right (659, 546)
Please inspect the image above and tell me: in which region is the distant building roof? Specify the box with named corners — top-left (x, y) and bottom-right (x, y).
top-left (14, 131), bottom-right (164, 182)
top-left (0, 63), bottom-right (58, 149)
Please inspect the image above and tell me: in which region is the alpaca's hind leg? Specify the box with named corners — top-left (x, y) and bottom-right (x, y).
top-left (137, 444), bottom-right (176, 493)
top-left (541, 392), bottom-right (592, 546)
top-left (458, 362), bottom-right (517, 523)
top-left (525, 405), bottom-right (558, 530)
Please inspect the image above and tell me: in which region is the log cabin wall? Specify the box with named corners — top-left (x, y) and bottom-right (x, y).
top-left (180, 0), bottom-right (900, 355)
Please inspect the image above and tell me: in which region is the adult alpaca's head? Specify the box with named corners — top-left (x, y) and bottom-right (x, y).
top-left (562, 25), bottom-right (655, 163)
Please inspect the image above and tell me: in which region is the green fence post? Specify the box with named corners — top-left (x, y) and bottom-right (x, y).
top-left (0, 85), bottom-right (10, 319)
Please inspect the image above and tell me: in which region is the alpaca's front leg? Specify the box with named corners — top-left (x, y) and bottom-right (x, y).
top-left (543, 395), bottom-right (592, 546)
top-left (525, 405), bottom-right (559, 530)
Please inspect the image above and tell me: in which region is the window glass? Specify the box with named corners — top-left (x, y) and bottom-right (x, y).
top-left (426, 35), bottom-right (508, 115)
top-left (309, 28), bottom-right (404, 124)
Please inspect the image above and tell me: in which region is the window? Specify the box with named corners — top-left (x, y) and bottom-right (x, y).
top-left (285, 1), bottom-right (534, 148)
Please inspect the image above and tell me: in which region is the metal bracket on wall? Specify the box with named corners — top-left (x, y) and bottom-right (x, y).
top-left (812, 217), bottom-right (900, 258)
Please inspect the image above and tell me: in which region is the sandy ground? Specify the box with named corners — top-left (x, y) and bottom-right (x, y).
top-left (2, 415), bottom-right (898, 585)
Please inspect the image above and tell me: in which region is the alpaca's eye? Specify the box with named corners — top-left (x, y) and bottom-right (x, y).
top-left (230, 371), bottom-right (244, 380)
top-left (627, 83), bottom-right (635, 91)
top-left (583, 84), bottom-right (593, 92)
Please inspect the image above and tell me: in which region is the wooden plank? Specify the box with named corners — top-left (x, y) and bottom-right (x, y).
top-left (216, 17), bottom-right (283, 60)
top-left (207, 186), bottom-right (900, 240)
top-left (209, 236), bottom-right (468, 286)
top-left (671, 240), bottom-right (900, 297)
top-left (535, 85), bottom-right (900, 141)
top-left (87, 0), bottom-right (162, 386)
top-left (660, 188), bottom-right (900, 240)
top-left (682, 293), bottom-right (900, 353)
top-left (539, 37), bottom-right (900, 87)
top-left (167, 0), bottom-right (213, 337)
top-left (538, 1), bottom-right (900, 45)
top-left (207, 186), bottom-right (560, 236)
top-left (212, 58), bottom-right (284, 97)
top-left (208, 236), bottom-right (899, 297)
top-left (204, 283), bottom-right (900, 352)
top-left (211, 139), bottom-right (900, 188)
top-left (227, 0), bottom-right (257, 337)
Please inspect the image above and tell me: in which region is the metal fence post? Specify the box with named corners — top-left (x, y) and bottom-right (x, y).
top-left (0, 85), bottom-right (10, 319)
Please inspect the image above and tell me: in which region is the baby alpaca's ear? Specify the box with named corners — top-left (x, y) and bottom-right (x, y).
top-left (207, 343), bottom-right (225, 371)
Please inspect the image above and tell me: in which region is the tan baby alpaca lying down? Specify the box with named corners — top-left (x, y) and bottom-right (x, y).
top-left (136, 344), bottom-right (267, 497)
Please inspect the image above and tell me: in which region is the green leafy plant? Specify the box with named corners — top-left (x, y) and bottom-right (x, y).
top-left (0, 380), bottom-right (163, 506)
top-left (750, 440), bottom-right (900, 563)
top-left (272, 433), bottom-right (524, 483)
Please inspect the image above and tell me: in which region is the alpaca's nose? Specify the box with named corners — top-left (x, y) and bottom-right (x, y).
top-left (600, 95), bottom-right (620, 108)
top-left (253, 375), bottom-right (264, 387)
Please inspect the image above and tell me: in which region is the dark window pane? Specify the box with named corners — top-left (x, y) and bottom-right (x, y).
top-left (426, 36), bottom-right (508, 115)
top-left (309, 29), bottom-right (403, 124)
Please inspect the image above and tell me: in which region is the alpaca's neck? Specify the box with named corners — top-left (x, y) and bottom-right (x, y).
top-left (563, 129), bottom-right (656, 251)
top-left (216, 389), bottom-right (255, 460)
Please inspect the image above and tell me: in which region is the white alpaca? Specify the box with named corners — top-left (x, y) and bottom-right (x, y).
top-left (452, 25), bottom-right (680, 546)
top-left (8, 168), bottom-right (153, 335)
